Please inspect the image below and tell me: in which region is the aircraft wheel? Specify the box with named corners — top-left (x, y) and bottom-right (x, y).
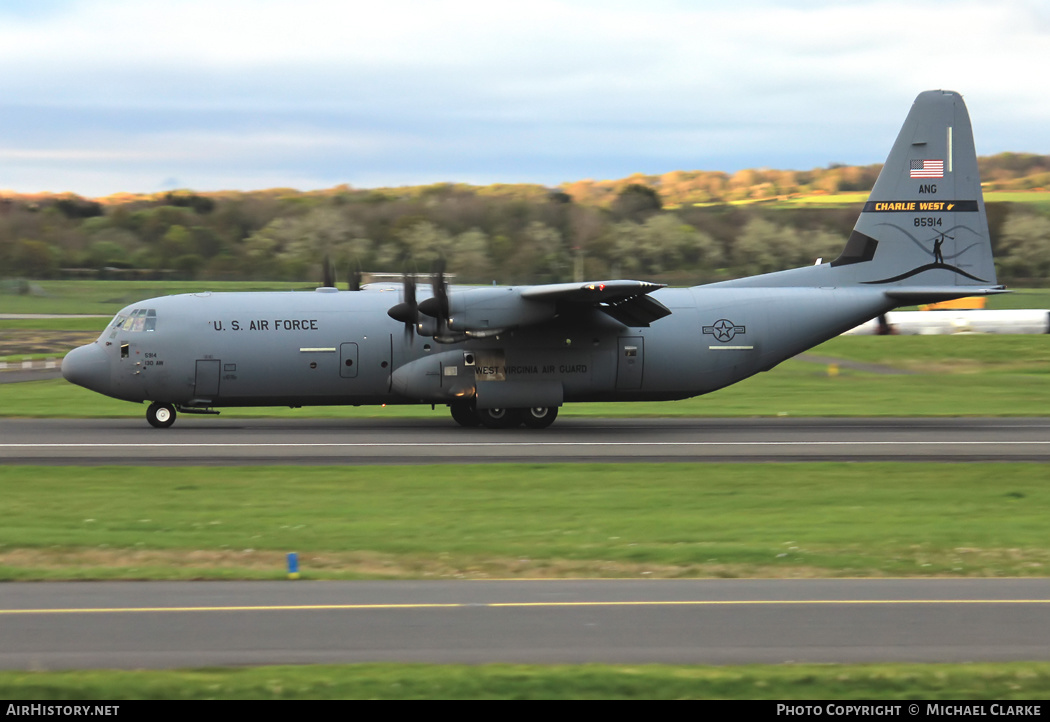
top-left (477, 407), bottom-right (524, 429)
top-left (522, 406), bottom-right (558, 429)
top-left (449, 402), bottom-right (481, 428)
top-left (146, 402), bottom-right (177, 429)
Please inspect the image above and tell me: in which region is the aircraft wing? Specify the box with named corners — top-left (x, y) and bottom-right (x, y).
top-left (520, 280), bottom-right (671, 327)
top-left (421, 279), bottom-right (671, 339)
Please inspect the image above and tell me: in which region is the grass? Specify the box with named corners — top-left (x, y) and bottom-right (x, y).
top-left (985, 191), bottom-right (1050, 209)
top-left (3, 279), bottom-right (1049, 317)
top-left (0, 280), bottom-right (314, 315)
top-left (4, 369), bottom-right (1049, 419)
top-left (5, 333), bottom-right (1050, 418)
top-left (783, 192), bottom-right (869, 206)
top-left (0, 353), bottom-right (65, 363)
top-left (5, 280), bottom-right (1049, 697)
top-left (3, 662), bottom-right (1050, 699)
top-left (692, 190), bottom-right (1050, 210)
top-left (1, 463), bottom-right (1049, 580)
top-left (974, 287), bottom-right (1050, 309)
top-left (1, 281), bottom-right (1047, 364)
top-left (0, 317), bottom-right (110, 331)
top-left (810, 334), bottom-right (1050, 372)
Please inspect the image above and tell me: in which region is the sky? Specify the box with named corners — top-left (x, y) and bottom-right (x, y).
top-left (1, 0), bottom-right (1048, 197)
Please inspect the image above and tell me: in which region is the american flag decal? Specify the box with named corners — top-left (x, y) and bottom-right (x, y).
top-left (910, 159), bottom-right (944, 178)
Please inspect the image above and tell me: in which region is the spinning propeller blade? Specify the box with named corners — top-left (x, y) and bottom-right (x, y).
top-left (348, 259), bottom-right (362, 292)
top-left (322, 255), bottom-right (335, 288)
top-left (386, 268), bottom-right (418, 343)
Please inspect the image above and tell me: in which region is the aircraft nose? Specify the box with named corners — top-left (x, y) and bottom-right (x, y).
top-left (62, 343), bottom-right (111, 393)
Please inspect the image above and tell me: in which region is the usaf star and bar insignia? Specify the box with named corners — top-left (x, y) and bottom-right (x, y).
top-left (702, 319), bottom-right (746, 343)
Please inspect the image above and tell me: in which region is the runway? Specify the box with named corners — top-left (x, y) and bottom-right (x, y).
top-left (3, 579), bottom-right (1050, 670)
top-left (4, 417), bottom-right (1048, 673)
top-left (2, 417), bottom-right (1049, 465)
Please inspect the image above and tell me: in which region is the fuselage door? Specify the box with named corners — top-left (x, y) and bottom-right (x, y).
top-left (194, 359), bottom-right (221, 398)
top-left (616, 336), bottom-right (644, 390)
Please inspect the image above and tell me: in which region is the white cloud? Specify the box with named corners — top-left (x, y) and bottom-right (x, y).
top-left (0, 0), bottom-right (1047, 194)
top-left (4, 0), bottom-right (1045, 109)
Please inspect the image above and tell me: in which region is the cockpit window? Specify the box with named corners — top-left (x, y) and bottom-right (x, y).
top-left (112, 309), bottom-right (158, 335)
top-left (131, 308), bottom-right (147, 332)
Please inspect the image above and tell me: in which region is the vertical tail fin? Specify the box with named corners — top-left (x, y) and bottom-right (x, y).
top-left (831, 90), bottom-right (999, 293)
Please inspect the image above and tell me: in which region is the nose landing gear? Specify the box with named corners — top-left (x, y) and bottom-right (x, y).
top-left (146, 402), bottom-right (177, 429)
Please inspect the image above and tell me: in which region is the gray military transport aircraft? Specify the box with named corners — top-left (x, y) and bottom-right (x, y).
top-left (63, 90), bottom-right (1004, 429)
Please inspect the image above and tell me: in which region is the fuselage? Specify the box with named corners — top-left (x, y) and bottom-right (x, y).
top-left (58, 91), bottom-right (1004, 429)
top-left (62, 279), bottom-right (896, 411)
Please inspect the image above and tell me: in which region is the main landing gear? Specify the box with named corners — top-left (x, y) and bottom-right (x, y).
top-left (522, 406), bottom-right (559, 429)
top-left (146, 402), bottom-right (177, 429)
top-left (449, 402), bottom-right (558, 429)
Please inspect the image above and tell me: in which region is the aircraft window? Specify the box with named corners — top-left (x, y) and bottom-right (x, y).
top-left (624, 346), bottom-right (638, 357)
top-left (120, 342), bottom-right (129, 359)
top-left (113, 308), bottom-right (157, 333)
top-left (109, 314), bottom-right (127, 339)
top-left (131, 308), bottom-right (147, 332)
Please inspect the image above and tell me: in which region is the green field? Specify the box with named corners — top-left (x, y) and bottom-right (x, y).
top-left (2, 461), bottom-right (1050, 700)
top-left (2, 463), bottom-right (1048, 581)
top-left (4, 333), bottom-right (1049, 419)
top-left (985, 191), bottom-right (1050, 210)
top-left (693, 190), bottom-right (1050, 210)
top-left (3, 279), bottom-right (1050, 317)
top-left (0, 280), bottom-right (314, 315)
top-left (5, 280), bottom-right (1050, 699)
top-left (3, 662), bottom-right (1049, 700)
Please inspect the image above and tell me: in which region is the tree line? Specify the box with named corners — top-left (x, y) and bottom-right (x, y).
top-left (2, 153), bottom-right (1049, 286)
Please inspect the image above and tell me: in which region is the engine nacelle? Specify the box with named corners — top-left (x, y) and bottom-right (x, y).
top-left (391, 350), bottom-right (476, 403)
top-left (390, 348), bottom-right (565, 409)
top-left (420, 287), bottom-right (556, 333)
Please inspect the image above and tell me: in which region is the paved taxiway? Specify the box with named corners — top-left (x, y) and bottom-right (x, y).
top-left (2, 417), bottom-right (1049, 464)
top-left (3, 579), bottom-right (1050, 669)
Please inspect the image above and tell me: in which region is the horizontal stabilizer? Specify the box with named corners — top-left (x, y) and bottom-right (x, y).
top-left (883, 286), bottom-right (1009, 305)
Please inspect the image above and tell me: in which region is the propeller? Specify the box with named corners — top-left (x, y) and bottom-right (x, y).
top-left (386, 266), bottom-right (418, 343)
top-left (432, 258), bottom-right (452, 338)
top-left (418, 258), bottom-right (450, 328)
top-left (348, 259), bottom-right (362, 292)
top-left (388, 258), bottom-right (453, 342)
